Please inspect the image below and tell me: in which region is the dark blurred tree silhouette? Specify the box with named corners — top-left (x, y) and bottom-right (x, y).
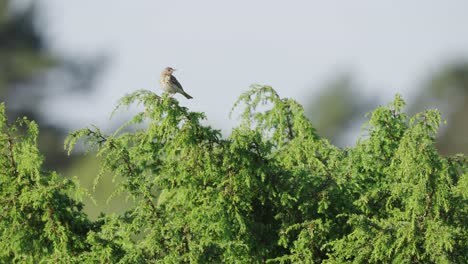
top-left (0, 0), bottom-right (54, 99)
top-left (410, 61), bottom-right (468, 155)
top-left (0, 0), bottom-right (105, 171)
top-left (305, 73), bottom-right (378, 147)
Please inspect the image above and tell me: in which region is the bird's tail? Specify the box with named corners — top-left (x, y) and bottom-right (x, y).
top-left (182, 91), bottom-right (193, 99)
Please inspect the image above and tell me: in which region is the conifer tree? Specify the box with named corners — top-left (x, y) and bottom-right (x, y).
top-left (0, 104), bottom-right (92, 263)
top-left (1, 86), bottom-right (466, 263)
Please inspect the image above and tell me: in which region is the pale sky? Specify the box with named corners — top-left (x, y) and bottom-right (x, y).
top-left (34, 0), bottom-right (468, 135)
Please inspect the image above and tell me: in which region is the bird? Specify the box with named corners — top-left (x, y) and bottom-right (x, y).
top-left (159, 67), bottom-right (193, 99)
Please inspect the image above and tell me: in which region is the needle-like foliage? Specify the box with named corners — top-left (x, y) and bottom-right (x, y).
top-left (0, 104), bottom-right (92, 263)
top-left (1, 86), bottom-right (467, 263)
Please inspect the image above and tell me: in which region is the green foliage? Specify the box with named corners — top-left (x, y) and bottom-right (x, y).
top-left (324, 97), bottom-right (468, 263)
top-left (1, 86), bottom-right (467, 263)
top-left (0, 103), bottom-right (92, 263)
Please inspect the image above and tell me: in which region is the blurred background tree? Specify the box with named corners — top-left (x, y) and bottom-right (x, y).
top-left (305, 73), bottom-right (378, 147)
top-left (0, 0), bottom-right (124, 218)
top-left (410, 61), bottom-right (468, 155)
top-left (0, 0), bottom-right (105, 171)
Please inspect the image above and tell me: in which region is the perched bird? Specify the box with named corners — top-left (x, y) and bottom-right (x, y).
top-left (159, 67), bottom-right (193, 99)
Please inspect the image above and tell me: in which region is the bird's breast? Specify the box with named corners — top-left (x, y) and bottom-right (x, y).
top-left (160, 75), bottom-right (177, 93)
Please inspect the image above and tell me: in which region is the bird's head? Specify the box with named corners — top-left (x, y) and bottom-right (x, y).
top-left (163, 67), bottom-right (176, 75)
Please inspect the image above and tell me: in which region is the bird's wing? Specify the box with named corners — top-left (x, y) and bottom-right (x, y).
top-left (170, 75), bottom-right (185, 91)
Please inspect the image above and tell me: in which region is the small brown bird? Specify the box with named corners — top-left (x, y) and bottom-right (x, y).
top-left (159, 67), bottom-right (193, 99)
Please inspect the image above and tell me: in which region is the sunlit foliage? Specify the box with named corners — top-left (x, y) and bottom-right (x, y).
top-left (1, 86), bottom-right (466, 263)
